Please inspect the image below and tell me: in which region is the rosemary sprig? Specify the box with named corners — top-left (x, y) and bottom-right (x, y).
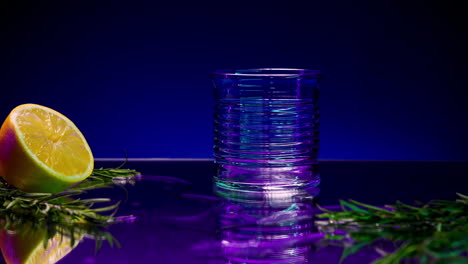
top-left (0, 166), bottom-right (141, 250)
top-left (316, 194), bottom-right (468, 263)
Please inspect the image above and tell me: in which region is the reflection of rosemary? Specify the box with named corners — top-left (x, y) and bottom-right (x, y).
top-left (317, 193), bottom-right (468, 263)
top-left (0, 166), bottom-right (140, 250)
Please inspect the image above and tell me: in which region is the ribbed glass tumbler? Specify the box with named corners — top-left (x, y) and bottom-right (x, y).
top-left (212, 68), bottom-right (322, 197)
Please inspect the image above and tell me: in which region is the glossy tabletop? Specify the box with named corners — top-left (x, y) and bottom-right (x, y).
top-left (1, 160), bottom-right (467, 264)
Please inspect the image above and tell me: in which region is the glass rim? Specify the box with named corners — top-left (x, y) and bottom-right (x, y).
top-left (211, 68), bottom-right (321, 78)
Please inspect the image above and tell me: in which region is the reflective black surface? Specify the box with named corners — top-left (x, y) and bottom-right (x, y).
top-left (92, 160), bottom-right (468, 205)
top-left (1, 160), bottom-right (467, 264)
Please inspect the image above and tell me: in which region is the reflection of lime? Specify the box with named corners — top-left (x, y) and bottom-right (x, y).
top-left (0, 104), bottom-right (94, 193)
top-left (0, 227), bottom-right (81, 264)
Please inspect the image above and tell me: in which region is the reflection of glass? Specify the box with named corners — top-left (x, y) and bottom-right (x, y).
top-left (217, 182), bottom-right (320, 264)
top-left (212, 68), bottom-right (321, 196)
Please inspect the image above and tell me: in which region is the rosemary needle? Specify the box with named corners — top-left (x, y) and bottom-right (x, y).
top-left (317, 194), bottom-right (468, 263)
top-left (0, 166), bottom-right (140, 250)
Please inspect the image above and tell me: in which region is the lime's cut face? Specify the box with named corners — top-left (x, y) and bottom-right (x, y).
top-left (13, 106), bottom-right (93, 177)
top-left (0, 103), bottom-right (94, 193)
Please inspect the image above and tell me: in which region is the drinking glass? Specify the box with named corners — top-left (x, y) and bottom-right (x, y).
top-left (212, 68), bottom-right (322, 197)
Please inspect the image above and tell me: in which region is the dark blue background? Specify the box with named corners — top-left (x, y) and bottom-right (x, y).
top-left (1, 1), bottom-right (467, 160)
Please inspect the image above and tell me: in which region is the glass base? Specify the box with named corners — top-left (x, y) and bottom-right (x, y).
top-left (213, 175), bottom-right (320, 208)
